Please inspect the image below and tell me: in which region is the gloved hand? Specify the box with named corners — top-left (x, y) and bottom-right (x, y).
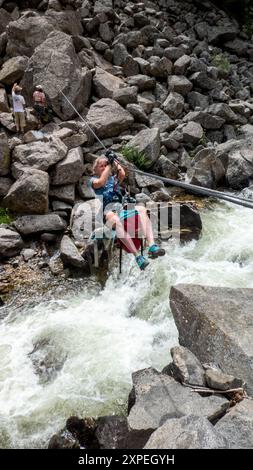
top-left (105, 149), bottom-right (117, 165)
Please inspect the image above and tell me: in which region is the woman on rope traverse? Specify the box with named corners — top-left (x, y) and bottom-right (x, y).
top-left (89, 150), bottom-right (165, 271)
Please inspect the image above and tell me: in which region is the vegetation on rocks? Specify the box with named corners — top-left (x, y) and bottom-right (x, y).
top-left (0, 207), bottom-right (12, 225)
top-left (121, 145), bottom-right (149, 170)
top-left (212, 53), bottom-right (231, 75)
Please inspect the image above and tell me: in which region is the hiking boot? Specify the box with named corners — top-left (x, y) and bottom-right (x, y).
top-left (135, 255), bottom-right (149, 271)
top-left (148, 244), bottom-right (165, 259)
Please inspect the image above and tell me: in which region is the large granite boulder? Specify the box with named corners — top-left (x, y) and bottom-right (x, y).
top-left (215, 400), bottom-right (253, 449)
top-left (144, 415), bottom-right (227, 449)
top-left (6, 15), bottom-right (54, 57)
top-left (170, 284), bottom-right (253, 395)
top-left (22, 31), bottom-right (91, 119)
top-left (12, 137), bottom-right (67, 177)
top-left (86, 98), bottom-right (134, 138)
top-left (3, 169), bottom-right (49, 214)
top-left (13, 214), bottom-right (67, 236)
top-left (128, 368), bottom-right (228, 433)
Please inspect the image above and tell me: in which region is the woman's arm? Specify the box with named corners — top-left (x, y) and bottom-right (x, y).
top-left (92, 164), bottom-right (111, 189)
top-left (114, 161), bottom-right (125, 182)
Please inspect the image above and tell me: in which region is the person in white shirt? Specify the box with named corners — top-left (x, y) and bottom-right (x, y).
top-left (12, 83), bottom-right (26, 133)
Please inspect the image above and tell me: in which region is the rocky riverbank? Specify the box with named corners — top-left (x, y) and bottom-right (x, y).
top-left (48, 284), bottom-right (253, 449)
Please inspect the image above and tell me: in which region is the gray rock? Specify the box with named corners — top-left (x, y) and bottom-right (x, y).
top-left (93, 66), bottom-right (125, 99)
top-left (149, 56), bottom-right (173, 78)
top-left (0, 8), bottom-right (12, 35)
top-left (0, 227), bottom-right (24, 258)
top-left (208, 24), bottom-right (238, 46)
top-left (135, 173), bottom-right (163, 190)
top-left (153, 155), bottom-right (179, 179)
top-left (183, 111), bottom-right (225, 130)
top-left (0, 112), bottom-right (16, 133)
top-left (144, 415), bottom-right (227, 449)
top-left (187, 148), bottom-right (225, 188)
top-left (224, 38), bottom-right (248, 57)
top-left (6, 15), bottom-right (54, 57)
top-left (149, 108), bottom-right (175, 133)
top-left (128, 368), bottom-right (229, 432)
top-left (215, 400), bottom-right (253, 449)
top-left (126, 104), bottom-right (149, 124)
top-left (112, 86), bottom-right (138, 107)
top-left (122, 56), bottom-right (140, 77)
top-left (126, 74), bottom-right (156, 91)
top-left (0, 88), bottom-right (10, 113)
top-left (0, 132), bottom-right (10, 176)
top-left (182, 121), bottom-right (203, 144)
top-left (0, 56), bottom-right (28, 85)
top-left (170, 284), bottom-right (253, 395)
top-left (206, 103), bottom-right (238, 123)
top-left (4, 169), bottom-right (49, 214)
top-left (187, 91), bottom-right (209, 111)
top-left (49, 184), bottom-right (75, 204)
top-left (0, 177), bottom-right (12, 197)
top-left (129, 128), bottom-right (160, 168)
top-left (164, 346), bottom-right (206, 386)
top-left (50, 147), bottom-right (84, 185)
top-left (62, 132), bottom-right (88, 150)
top-left (14, 214), bottom-right (67, 236)
top-left (190, 72), bottom-right (217, 91)
top-left (22, 248), bottom-right (36, 261)
top-left (162, 92), bottom-right (184, 118)
top-left (205, 368), bottom-right (244, 391)
top-left (12, 137), bottom-right (67, 175)
top-left (164, 46), bottom-right (185, 61)
top-left (60, 235), bottom-right (86, 268)
top-left (23, 130), bottom-right (48, 144)
top-left (86, 98), bottom-right (134, 138)
top-left (174, 54), bottom-right (191, 75)
top-left (168, 75), bottom-right (193, 96)
top-left (49, 254), bottom-right (65, 275)
top-left (113, 43), bottom-right (129, 66)
top-left (78, 176), bottom-right (95, 199)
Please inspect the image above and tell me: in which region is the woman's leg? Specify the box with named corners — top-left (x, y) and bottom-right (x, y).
top-left (135, 205), bottom-right (155, 246)
top-left (105, 212), bottom-right (138, 255)
top-left (14, 112), bottom-right (20, 132)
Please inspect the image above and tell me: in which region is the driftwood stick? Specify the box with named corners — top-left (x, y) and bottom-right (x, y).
top-left (182, 382), bottom-right (245, 395)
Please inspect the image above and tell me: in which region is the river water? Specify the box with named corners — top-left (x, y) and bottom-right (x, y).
top-left (0, 200), bottom-right (253, 448)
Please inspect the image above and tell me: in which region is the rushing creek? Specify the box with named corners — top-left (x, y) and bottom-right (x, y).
top-left (1, 199), bottom-right (253, 448)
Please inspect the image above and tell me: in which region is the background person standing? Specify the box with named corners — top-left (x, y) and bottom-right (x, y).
top-left (12, 83), bottom-right (26, 134)
top-left (33, 85), bottom-right (47, 129)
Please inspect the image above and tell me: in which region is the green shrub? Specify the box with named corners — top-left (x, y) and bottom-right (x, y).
top-left (212, 54), bottom-right (231, 74)
top-left (121, 145), bottom-right (149, 170)
top-left (0, 207), bottom-right (13, 225)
